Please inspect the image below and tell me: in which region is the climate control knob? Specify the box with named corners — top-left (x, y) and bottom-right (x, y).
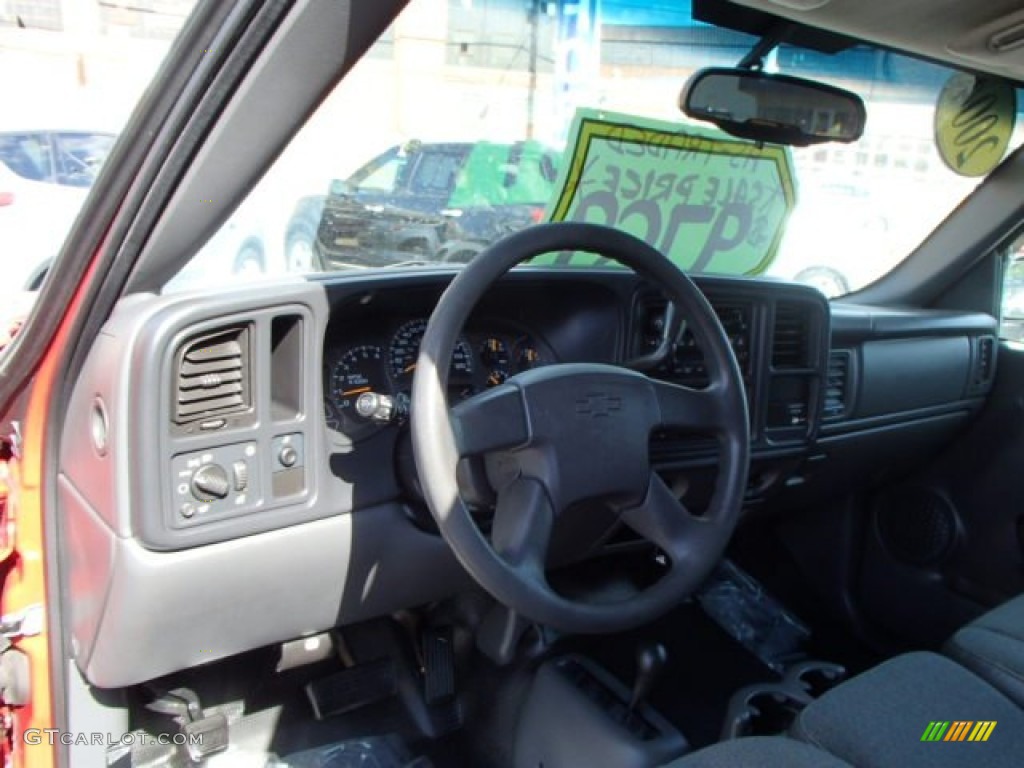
top-left (191, 463), bottom-right (230, 502)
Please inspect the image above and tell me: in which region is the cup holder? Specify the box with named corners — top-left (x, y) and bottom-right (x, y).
top-left (721, 683), bottom-right (812, 740)
top-left (720, 660), bottom-right (847, 740)
top-left (783, 660), bottom-right (846, 699)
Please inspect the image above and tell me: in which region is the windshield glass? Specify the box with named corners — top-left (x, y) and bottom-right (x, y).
top-left (167, 0), bottom-right (1024, 298)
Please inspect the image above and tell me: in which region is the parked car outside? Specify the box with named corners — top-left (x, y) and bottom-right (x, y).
top-left (314, 140), bottom-right (559, 268)
top-left (0, 128), bottom-right (116, 294)
top-left (165, 182), bottom-right (320, 291)
top-left (284, 194), bottom-right (327, 272)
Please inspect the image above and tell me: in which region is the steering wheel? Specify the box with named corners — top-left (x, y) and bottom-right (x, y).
top-left (410, 222), bottom-right (750, 634)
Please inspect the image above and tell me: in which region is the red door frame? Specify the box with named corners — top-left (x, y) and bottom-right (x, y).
top-left (1, 259), bottom-right (101, 768)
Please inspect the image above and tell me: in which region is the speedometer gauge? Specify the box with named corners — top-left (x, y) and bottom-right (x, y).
top-left (327, 344), bottom-right (388, 440)
top-left (389, 319), bottom-right (474, 383)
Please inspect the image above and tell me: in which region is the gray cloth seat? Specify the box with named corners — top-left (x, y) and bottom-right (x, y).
top-left (944, 593), bottom-right (1024, 708)
top-left (791, 651), bottom-right (1024, 767)
top-left (662, 736), bottom-right (851, 767)
top-left (661, 599), bottom-right (1024, 768)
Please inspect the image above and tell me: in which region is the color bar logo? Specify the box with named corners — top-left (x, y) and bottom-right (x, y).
top-left (921, 721), bottom-right (997, 742)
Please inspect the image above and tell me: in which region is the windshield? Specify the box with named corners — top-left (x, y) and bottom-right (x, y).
top-left (167, 0), bottom-right (1024, 298)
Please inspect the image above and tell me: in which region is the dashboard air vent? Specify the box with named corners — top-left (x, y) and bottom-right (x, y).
top-left (772, 302), bottom-right (811, 369)
top-left (174, 326), bottom-right (251, 424)
top-left (823, 350), bottom-right (851, 421)
top-left (713, 301), bottom-right (753, 377)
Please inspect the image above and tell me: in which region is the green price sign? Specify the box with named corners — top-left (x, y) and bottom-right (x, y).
top-left (537, 109), bottom-right (796, 275)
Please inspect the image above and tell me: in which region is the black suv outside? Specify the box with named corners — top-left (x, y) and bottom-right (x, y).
top-left (313, 140), bottom-right (560, 268)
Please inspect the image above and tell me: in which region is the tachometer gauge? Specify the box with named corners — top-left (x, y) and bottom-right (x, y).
top-left (480, 337), bottom-right (511, 386)
top-left (389, 319), bottom-right (474, 382)
top-left (328, 344), bottom-right (388, 439)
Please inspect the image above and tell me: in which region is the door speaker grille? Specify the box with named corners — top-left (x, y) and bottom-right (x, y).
top-left (875, 487), bottom-right (958, 568)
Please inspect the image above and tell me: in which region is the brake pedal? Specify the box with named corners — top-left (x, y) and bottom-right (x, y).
top-left (305, 657), bottom-right (398, 719)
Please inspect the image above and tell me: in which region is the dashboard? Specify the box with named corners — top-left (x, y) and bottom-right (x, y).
top-left (318, 273), bottom-right (831, 475)
top-left (56, 267), bottom-right (999, 690)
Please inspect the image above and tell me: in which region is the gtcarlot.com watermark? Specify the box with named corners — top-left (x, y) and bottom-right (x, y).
top-left (23, 729), bottom-right (203, 747)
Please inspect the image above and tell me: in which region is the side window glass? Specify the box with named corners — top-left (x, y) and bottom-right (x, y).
top-left (357, 155), bottom-right (405, 193)
top-left (1003, 238), bottom-right (1024, 341)
top-left (0, 133), bottom-right (53, 183)
top-left (54, 133), bottom-right (115, 187)
top-left (409, 152), bottom-right (462, 196)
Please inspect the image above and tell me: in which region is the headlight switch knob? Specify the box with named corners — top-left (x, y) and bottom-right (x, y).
top-left (191, 463), bottom-right (230, 502)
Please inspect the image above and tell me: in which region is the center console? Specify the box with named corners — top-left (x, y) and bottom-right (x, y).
top-left (515, 655), bottom-right (688, 768)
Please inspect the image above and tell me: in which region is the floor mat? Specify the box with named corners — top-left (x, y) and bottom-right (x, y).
top-left (280, 735), bottom-right (432, 768)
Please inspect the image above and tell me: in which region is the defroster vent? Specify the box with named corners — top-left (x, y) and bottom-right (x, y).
top-left (174, 325), bottom-right (251, 424)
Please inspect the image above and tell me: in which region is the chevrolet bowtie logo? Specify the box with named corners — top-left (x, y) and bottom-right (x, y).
top-left (575, 392), bottom-right (623, 417)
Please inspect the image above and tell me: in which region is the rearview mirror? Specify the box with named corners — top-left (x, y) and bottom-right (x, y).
top-left (680, 67), bottom-right (866, 146)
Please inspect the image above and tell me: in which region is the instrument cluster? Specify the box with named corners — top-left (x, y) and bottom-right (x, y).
top-left (323, 317), bottom-right (552, 441)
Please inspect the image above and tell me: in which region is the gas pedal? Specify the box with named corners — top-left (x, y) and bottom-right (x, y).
top-left (422, 626), bottom-right (456, 704)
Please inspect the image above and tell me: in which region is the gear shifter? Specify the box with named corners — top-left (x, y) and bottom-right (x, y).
top-left (629, 642), bottom-right (668, 713)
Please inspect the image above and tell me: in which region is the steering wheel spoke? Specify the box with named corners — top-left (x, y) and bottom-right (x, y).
top-left (621, 472), bottom-right (708, 563)
top-left (451, 383), bottom-right (530, 456)
top-left (653, 378), bottom-right (732, 434)
top-left (491, 476), bottom-right (555, 578)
